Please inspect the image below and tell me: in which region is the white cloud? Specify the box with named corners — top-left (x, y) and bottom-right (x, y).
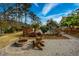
top-left (42, 3), bottom-right (58, 16)
top-left (40, 13), bottom-right (63, 20)
top-left (39, 9), bottom-right (73, 25)
top-left (53, 10), bottom-right (72, 23)
top-left (53, 16), bottom-right (62, 23)
top-left (41, 15), bottom-right (62, 25)
top-left (34, 3), bottom-right (39, 7)
top-left (43, 14), bottom-right (62, 23)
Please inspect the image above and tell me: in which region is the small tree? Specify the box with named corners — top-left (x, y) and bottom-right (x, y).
top-left (40, 25), bottom-right (49, 33)
top-left (31, 22), bottom-right (40, 32)
top-left (46, 18), bottom-right (58, 34)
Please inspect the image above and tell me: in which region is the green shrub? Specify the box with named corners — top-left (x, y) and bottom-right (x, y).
top-left (40, 26), bottom-right (49, 33)
top-left (4, 27), bottom-right (15, 33)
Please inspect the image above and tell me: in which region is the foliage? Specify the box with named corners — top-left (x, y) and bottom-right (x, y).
top-left (0, 3), bottom-right (32, 34)
top-left (46, 19), bottom-right (58, 30)
top-left (60, 9), bottom-right (79, 27)
top-left (40, 25), bottom-right (49, 33)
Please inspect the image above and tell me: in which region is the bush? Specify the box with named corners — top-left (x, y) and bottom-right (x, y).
top-left (4, 27), bottom-right (15, 33)
top-left (40, 26), bottom-right (49, 33)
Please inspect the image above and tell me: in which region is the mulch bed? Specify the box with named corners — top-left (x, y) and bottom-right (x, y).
top-left (22, 34), bottom-right (69, 39)
top-left (42, 34), bottom-right (69, 39)
top-left (68, 33), bottom-right (79, 38)
top-left (63, 28), bottom-right (79, 38)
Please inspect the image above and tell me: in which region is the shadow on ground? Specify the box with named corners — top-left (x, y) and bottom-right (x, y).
top-left (11, 42), bottom-right (43, 51)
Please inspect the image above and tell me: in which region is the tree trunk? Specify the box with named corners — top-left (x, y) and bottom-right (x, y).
top-left (25, 12), bottom-right (27, 24)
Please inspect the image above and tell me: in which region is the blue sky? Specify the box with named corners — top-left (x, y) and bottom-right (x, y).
top-left (0, 3), bottom-right (79, 25)
top-left (28, 3), bottom-right (79, 24)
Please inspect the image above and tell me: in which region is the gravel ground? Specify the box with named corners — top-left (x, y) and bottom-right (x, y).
top-left (0, 33), bottom-right (79, 56)
top-left (0, 39), bottom-right (79, 56)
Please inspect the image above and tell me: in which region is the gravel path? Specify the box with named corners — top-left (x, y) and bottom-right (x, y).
top-left (0, 39), bottom-right (79, 56)
top-left (0, 33), bottom-right (79, 56)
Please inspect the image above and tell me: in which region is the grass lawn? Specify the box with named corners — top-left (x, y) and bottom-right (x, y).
top-left (0, 31), bottom-right (22, 49)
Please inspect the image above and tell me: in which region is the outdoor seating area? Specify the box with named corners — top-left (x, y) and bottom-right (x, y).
top-left (0, 3), bottom-right (79, 56)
